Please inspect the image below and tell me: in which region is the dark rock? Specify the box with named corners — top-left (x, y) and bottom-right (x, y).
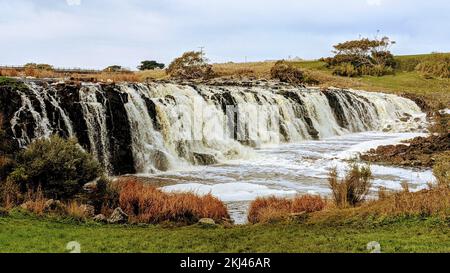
top-left (93, 214), bottom-right (107, 222)
top-left (79, 204), bottom-right (95, 218)
top-left (361, 134), bottom-right (450, 167)
top-left (108, 207), bottom-right (128, 224)
top-left (193, 152), bottom-right (218, 165)
top-left (153, 149), bottom-right (171, 171)
top-left (44, 199), bottom-right (66, 214)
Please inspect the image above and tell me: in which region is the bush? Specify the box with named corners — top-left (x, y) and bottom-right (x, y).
top-left (328, 164), bottom-right (373, 208)
top-left (333, 63), bottom-right (360, 77)
top-left (166, 51), bottom-right (215, 79)
top-left (415, 61), bottom-right (450, 78)
top-left (0, 155), bottom-right (15, 182)
top-left (137, 60), bottom-right (165, 71)
top-left (247, 195), bottom-right (326, 224)
top-left (325, 36), bottom-right (397, 77)
top-left (433, 151), bottom-right (450, 188)
top-left (0, 178), bottom-right (21, 209)
top-left (8, 135), bottom-right (101, 200)
top-left (270, 60), bottom-right (306, 84)
top-left (116, 177), bottom-right (230, 224)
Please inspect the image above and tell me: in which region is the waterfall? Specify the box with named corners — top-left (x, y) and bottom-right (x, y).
top-left (121, 84), bottom-right (181, 173)
top-left (5, 80), bottom-right (427, 175)
top-left (10, 82), bottom-right (73, 147)
top-left (79, 84), bottom-right (112, 173)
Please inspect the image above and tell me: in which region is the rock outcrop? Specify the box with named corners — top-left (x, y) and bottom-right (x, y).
top-left (361, 133), bottom-right (450, 167)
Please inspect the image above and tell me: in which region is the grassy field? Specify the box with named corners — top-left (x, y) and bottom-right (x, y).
top-left (1, 210), bottom-right (449, 253)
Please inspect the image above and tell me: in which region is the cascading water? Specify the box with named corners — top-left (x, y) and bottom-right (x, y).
top-left (79, 84), bottom-right (112, 173)
top-left (5, 80), bottom-right (427, 176)
top-left (4, 80), bottom-right (432, 222)
top-left (121, 84), bottom-right (182, 173)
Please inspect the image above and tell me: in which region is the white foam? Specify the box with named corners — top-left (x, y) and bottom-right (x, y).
top-left (162, 182), bottom-right (297, 202)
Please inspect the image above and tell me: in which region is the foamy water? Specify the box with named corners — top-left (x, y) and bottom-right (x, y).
top-left (157, 131), bottom-right (435, 224)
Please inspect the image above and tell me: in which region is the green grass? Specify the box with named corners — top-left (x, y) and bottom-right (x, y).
top-left (0, 76), bottom-right (28, 91)
top-left (1, 212), bottom-right (449, 253)
top-left (289, 54), bottom-right (450, 109)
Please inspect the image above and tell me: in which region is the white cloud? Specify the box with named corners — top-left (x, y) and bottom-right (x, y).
top-left (66, 0), bottom-right (81, 6)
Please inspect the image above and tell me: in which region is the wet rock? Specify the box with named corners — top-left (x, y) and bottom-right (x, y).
top-left (83, 178), bottom-right (100, 193)
top-left (361, 133), bottom-right (450, 167)
top-left (198, 218), bottom-right (216, 226)
top-left (153, 150), bottom-right (171, 171)
top-left (93, 214), bottom-right (107, 222)
top-left (193, 152), bottom-right (218, 165)
top-left (108, 208), bottom-right (128, 224)
top-left (44, 199), bottom-right (66, 214)
top-left (79, 204), bottom-right (95, 218)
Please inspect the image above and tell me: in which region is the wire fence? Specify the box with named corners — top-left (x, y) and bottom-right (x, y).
top-left (0, 65), bottom-right (103, 74)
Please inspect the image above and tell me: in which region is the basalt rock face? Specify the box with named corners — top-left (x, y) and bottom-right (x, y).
top-left (0, 79), bottom-right (426, 175)
top-left (361, 133), bottom-right (450, 167)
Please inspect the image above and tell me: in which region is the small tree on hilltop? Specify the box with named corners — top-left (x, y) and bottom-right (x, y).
top-left (270, 60), bottom-right (305, 84)
top-left (137, 60), bottom-right (165, 71)
top-left (322, 36), bottom-right (397, 77)
top-left (166, 51), bottom-right (214, 79)
top-left (103, 65), bottom-right (126, 72)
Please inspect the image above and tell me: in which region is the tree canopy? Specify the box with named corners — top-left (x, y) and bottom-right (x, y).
top-left (137, 60), bottom-right (165, 71)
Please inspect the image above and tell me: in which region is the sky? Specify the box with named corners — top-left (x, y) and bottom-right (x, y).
top-left (0, 0), bottom-right (449, 70)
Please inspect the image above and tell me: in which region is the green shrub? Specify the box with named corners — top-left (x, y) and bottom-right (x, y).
top-left (360, 64), bottom-right (395, 76)
top-left (433, 151), bottom-right (450, 188)
top-left (333, 63), bottom-right (360, 77)
top-left (395, 57), bottom-right (421, 72)
top-left (324, 37), bottom-right (397, 77)
top-left (0, 156), bottom-right (15, 182)
top-left (415, 61), bottom-right (450, 78)
top-left (167, 51), bottom-right (215, 79)
top-left (270, 60), bottom-right (306, 84)
top-left (9, 135), bottom-right (101, 200)
top-left (89, 176), bottom-right (120, 214)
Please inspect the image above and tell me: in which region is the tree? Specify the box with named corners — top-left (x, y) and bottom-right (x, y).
top-left (103, 65), bottom-right (126, 72)
top-left (137, 60), bottom-right (165, 71)
top-left (322, 36), bottom-right (397, 77)
top-left (270, 60), bottom-right (305, 84)
top-left (166, 51), bottom-right (214, 79)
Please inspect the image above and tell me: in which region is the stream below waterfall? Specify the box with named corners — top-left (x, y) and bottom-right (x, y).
top-left (153, 131), bottom-right (434, 224)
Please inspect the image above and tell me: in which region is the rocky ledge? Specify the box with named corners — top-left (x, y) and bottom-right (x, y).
top-left (361, 133), bottom-right (450, 167)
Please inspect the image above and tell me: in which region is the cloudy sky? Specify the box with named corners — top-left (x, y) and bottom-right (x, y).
top-left (1, 0), bottom-right (449, 69)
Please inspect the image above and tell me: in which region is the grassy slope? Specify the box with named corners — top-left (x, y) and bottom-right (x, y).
top-left (1, 212), bottom-right (449, 253)
top-left (295, 55), bottom-right (450, 109)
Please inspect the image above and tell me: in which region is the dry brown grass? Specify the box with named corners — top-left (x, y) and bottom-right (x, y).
top-left (213, 61), bottom-right (274, 78)
top-left (247, 195), bottom-right (326, 224)
top-left (0, 69), bottom-right (20, 77)
top-left (116, 177), bottom-right (230, 224)
top-left (308, 187), bottom-right (450, 225)
top-left (328, 164), bottom-right (373, 208)
top-left (0, 177), bottom-right (21, 209)
top-left (65, 201), bottom-right (89, 220)
top-left (433, 151), bottom-right (450, 188)
top-left (21, 186), bottom-right (47, 215)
